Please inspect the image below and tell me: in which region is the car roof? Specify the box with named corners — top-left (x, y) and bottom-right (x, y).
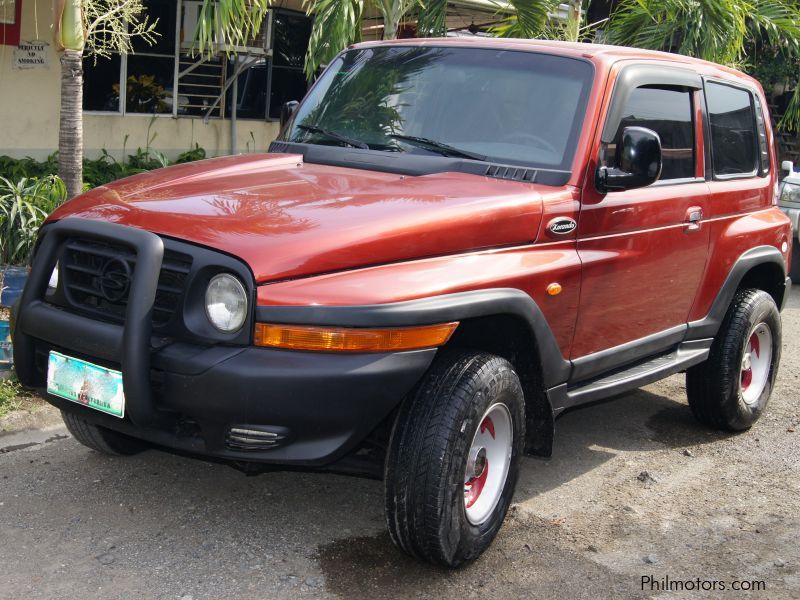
top-left (350, 37), bottom-right (758, 87)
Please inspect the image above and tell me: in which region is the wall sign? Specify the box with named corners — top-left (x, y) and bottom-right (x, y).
top-left (13, 39), bottom-right (49, 69)
top-left (0, 0), bottom-right (22, 46)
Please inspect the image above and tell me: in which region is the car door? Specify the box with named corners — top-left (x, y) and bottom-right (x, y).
top-left (686, 79), bottom-right (776, 326)
top-left (571, 63), bottom-right (712, 380)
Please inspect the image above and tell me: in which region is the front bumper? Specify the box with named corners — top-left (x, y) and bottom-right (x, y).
top-left (14, 218), bottom-right (436, 466)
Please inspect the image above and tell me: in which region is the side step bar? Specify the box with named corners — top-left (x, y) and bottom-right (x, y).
top-left (548, 339), bottom-right (713, 414)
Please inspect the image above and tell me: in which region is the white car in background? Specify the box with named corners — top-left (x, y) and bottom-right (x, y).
top-left (780, 161), bottom-right (800, 280)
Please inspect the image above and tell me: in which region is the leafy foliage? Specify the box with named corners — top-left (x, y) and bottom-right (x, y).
top-left (193, 0), bottom-right (272, 58)
top-left (0, 377), bottom-right (24, 418)
top-left (0, 145), bottom-right (207, 190)
top-left (0, 176), bottom-right (66, 265)
top-left (55, 0), bottom-right (159, 57)
top-left (302, 0), bottom-right (366, 78)
top-left (113, 75), bottom-right (169, 114)
top-left (487, 0), bottom-right (563, 39)
top-left (606, 0), bottom-right (800, 65)
top-left (301, 0), bottom-right (563, 79)
top-left (605, 0), bottom-right (800, 129)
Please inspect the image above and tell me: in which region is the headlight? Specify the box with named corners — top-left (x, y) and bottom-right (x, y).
top-left (205, 273), bottom-right (247, 332)
top-left (48, 262), bottom-right (59, 290)
top-left (780, 182), bottom-right (800, 206)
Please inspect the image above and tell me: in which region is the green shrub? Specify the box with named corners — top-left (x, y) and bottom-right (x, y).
top-left (0, 376), bottom-right (25, 418)
top-left (175, 144), bottom-right (207, 164)
top-left (0, 145), bottom-right (208, 190)
top-left (0, 175), bottom-right (67, 264)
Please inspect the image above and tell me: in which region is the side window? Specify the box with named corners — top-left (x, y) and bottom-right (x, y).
top-left (705, 82), bottom-right (758, 176)
top-left (612, 86), bottom-right (695, 180)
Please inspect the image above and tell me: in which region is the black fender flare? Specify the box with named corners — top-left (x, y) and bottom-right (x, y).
top-left (687, 245), bottom-right (789, 340)
top-left (257, 288), bottom-right (569, 458)
top-left (256, 287), bottom-right (571, 388)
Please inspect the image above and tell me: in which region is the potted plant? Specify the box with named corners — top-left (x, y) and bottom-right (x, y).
top-left (0, 176), bottom-right (66, 377)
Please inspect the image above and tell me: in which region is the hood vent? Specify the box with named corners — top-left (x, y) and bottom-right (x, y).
top-left (485, 164), bottom-right (538, 182)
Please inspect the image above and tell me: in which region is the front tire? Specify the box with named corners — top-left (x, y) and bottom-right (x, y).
top-left (384, 350), bottom-right (525, 567)
top-left (62, 411), bottom-right (146, 456)
top-left (686, 289), bottom-right (781, 431)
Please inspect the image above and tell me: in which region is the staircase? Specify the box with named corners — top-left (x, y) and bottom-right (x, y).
top-left (176, 55), bottom-right (226, 119)
top-left (769, 103), bottom-right (800, 164)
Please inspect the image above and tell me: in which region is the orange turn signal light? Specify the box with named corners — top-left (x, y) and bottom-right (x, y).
top-left (254, 322), bottom-right (459, 353)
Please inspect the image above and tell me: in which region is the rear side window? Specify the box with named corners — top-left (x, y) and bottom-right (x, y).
top-left (705, 82), bottom-right (758, 176)
top-left (613, 86), bottom-right (695, 180)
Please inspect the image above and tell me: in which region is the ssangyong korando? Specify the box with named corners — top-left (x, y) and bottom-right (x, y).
top-left (14, 39), bottom-right (792, 566)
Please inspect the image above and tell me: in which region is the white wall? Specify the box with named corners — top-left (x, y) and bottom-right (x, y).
top-left (0, 0), bottom-right (281, 161)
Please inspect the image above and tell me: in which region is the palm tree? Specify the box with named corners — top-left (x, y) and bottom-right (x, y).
top-left (53, 0), bottom-right (157, 198)
top-left (605, 0), bottom-right (800, 128)
top-left (300, 0), bottom-right (562, 79)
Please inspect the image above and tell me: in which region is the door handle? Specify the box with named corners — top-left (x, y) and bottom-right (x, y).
top-left (685, 207), bottom-right (703, 232)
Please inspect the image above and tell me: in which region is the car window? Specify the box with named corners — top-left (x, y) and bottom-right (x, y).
top-left (705, 82), bottom-right (758, 176)
top-left (285, 47), bottom-right (594, 171)
top-left (611, 86), bottom-right (695, 180)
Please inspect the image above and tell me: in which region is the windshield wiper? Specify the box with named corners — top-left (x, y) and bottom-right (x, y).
top-left (296, 124), bottom-right (369, 149)
top-left (388, 134), bottom-right (486, 161)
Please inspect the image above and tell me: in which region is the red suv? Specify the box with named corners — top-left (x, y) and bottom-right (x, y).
top-left (14, 39), bottom-right (792, 567)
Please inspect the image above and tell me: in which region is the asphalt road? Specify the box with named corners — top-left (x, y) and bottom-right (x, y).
top-left (1, 289), bottom-right (799, 599)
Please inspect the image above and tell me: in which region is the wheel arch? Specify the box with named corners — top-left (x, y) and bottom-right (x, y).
top-left (688, 245), bottom-right (789, 340)
top-left (255, 288), bottom-right (570, 458)
top-left (443, 313), bottom-right (556, 457)
top-left (738, 261), bottom-right (786, 308)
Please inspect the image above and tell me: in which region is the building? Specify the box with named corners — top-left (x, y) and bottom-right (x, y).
top-left (0, 0), bottom-right (519, 161)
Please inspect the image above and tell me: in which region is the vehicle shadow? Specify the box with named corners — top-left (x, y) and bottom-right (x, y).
top-left (516, 382), bottom-right (734, 499)
top-left (0, 381), bottom-right (727, 598)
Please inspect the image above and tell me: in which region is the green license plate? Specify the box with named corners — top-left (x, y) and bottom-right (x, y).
top-left (47, 351), bottom-right (125, 418)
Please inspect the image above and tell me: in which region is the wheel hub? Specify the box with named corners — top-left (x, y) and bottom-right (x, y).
top-left (468, 447), bottom-right (487, 479)
top-left (463, 403), bottom-right (513, 525)
top-left (740, 322), bottom-right (772, 405)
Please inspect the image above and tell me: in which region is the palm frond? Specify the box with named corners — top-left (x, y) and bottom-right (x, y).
top-left (303, 0), bottom-right (366, 79)
top-left (193, 0), bottom-right (272, 58)
top-left (490, 0), bottom-right (562, 39)
top-left (417, 0), bottom-right (448, 36)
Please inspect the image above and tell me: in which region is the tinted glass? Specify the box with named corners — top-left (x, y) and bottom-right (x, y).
top-left (83, 55), bottom-right (121, 112)
top-left (706, 82), bottom-right (757, 176)
top-left (285, 47), bottom-right (593, 170)
top-left (225, 60), bottom-right (268, 119)
top-left (125, 55), bottom-right (175, 114)
top-left (269, 69), bottom-right (307, 119)
top-left (132, 0), bottom-right (176, 55)
top-left (272, 12), bottom-right (312, 68)
top-left (615, 87), bottom-right (694, 180)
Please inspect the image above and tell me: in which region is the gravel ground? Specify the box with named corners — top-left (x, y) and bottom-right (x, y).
top-left (0, 289), bottom-right (798, 599)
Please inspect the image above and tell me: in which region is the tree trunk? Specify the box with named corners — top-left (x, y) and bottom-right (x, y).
top-left (58, 50), bottom-right (83, 199)
top-left (384, 17), bottom-right (399, 39)
top-left (383, 2), bottom-right (401, 40)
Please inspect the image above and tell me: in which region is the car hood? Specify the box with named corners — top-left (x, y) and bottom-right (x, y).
top-left (49, 153), bottom-right (546, 283)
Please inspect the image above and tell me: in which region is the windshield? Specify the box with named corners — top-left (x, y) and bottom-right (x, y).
top-left (283, 46), bottom-right (593, 171)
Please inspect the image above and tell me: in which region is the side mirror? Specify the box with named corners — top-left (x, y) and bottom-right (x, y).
top-left (596, 126), bottom-right (662, 194)
top-left (782, 160), bottom-right (794, 176)
top-left (279, 100), bottom-right (299, 129)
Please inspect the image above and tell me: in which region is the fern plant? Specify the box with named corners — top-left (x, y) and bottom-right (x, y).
top-left (0, 176), bottom-right (67, 265)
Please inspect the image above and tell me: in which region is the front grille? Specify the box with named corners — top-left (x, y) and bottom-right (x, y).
top-left (61, 238), bottom-right (192, 327)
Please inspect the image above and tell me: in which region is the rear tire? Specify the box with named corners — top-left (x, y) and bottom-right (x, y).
top-left (384, 350), bottom-right (525, 568)
top-left (62, 411), bottom-right (146, 456)
top-left (686, 289), bottom-right (781, 431)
